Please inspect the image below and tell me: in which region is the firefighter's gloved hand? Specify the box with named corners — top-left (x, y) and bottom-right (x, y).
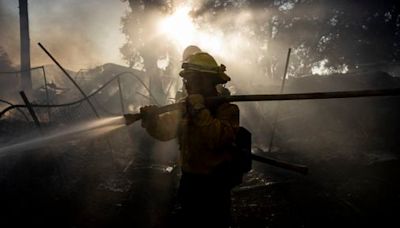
top-left (186, 94), bottom-right (206, 116)
top-left (140, 105), bottom-right (158, 128)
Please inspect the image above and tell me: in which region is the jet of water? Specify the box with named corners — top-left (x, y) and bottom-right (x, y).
top-left (0, 116), bottom-right (126, 157)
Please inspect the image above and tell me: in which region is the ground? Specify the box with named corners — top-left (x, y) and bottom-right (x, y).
top-left (0, 123), bottom-right (399, 228)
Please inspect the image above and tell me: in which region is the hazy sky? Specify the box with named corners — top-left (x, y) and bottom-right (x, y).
top-left (0, 0), bottom-right (128, 70)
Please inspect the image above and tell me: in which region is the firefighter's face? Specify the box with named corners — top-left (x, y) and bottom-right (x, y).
top-left (183, 72), bottom-right (218, 96)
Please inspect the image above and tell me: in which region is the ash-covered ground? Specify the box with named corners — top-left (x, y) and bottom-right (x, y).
top-left (0, 124), bottom-right (399, 228)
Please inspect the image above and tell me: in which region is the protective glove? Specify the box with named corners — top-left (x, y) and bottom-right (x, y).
top-left (140, 105), bottom-right (158, 128)
top-left (186, 94), bottom-right (206, 116)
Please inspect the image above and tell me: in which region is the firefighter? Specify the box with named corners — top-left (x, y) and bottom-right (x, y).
top-left (175, 45), bottom-right (202, 101)
top-left (176, 45), bottom-right (231, 101)
top-left (140, 51), bottom-right (239, 227)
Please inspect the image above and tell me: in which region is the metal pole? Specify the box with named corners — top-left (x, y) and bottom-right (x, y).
top-left (268, 48), bottom-right (291, 152)
top-left (124, 86), bottom-right (400, 121)
top-left (37, 42), bottom-right (100, 118)
top-left (251, 153), bottom-right (308, 174)
top-left (41, 66), bottom-right (51, 122)
top-left (19, 0), bottom-right (32, 92)
top-left (117, 75), bottom-right (125, 115)
top-left (280, 48), bottom-right (291, 93)
top-left (19, 90), bottom-right (42, 133)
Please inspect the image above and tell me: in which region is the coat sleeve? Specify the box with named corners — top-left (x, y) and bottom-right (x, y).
top-left (143, 110), bottom-right (181, 141)
top-left (191, 103), bottom-right (240, 150)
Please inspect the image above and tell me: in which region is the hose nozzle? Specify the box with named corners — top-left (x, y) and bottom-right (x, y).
top-left (123, 113), bottom-right (142, 126)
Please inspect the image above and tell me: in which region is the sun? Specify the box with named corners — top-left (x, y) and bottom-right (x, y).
top-left (157, 5), bottom-right (224, 55)
top-left (158, 6), bottom-right (196, 50)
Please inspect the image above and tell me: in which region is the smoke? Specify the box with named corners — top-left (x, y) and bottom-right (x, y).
top-left (0, 1), bottom-right (19, 67)
top-left (0, 0), bottom-right (128, 71)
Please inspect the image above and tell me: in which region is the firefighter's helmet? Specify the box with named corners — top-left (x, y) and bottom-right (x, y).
top-left (180, 52), bottom-right (231, 84)
top-left (182, 45), bottom-right (201, 61)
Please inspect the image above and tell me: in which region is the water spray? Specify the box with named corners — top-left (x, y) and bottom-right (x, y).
top-left (0, 116), bottom-right (125, 156)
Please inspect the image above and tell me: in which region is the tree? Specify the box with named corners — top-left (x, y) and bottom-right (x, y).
top-left (120, 0), bottom-right (175, 105)
top-left (120, 0), bottom-right (400, 83)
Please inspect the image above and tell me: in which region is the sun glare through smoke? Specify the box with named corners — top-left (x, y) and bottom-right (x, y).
top-left (157, 5), bottom-right (225, 56)
top-left (158, 6), bottom-right (196, 48)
